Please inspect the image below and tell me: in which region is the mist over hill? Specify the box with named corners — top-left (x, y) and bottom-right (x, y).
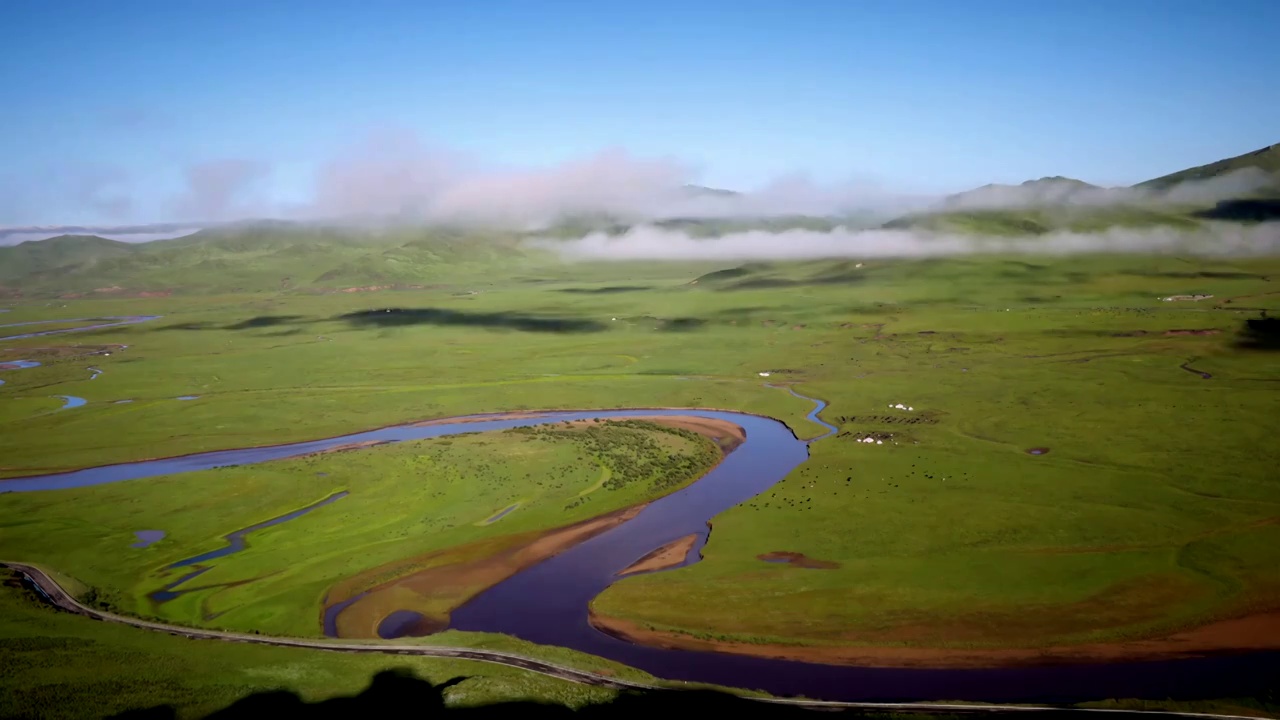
top-left (2, 142), bottom-right (1277, 297)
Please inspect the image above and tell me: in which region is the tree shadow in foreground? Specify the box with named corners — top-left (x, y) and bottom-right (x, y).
top-left (106, 667), bottom-right (1115, 719)
top-left (336, 308), bottom-right (607, 333)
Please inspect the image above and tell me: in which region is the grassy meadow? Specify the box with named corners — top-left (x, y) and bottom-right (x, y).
top-left (0, 570), bottom-right (625, 719)
top-left (2, 247), bottom-right (1280, 711)
top-left (0, 419), bottom-right (718, 642)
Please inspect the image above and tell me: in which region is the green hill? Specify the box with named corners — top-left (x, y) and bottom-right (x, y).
top-left (4, 145), bottom-right (1277, 297)
top-left (1136, 142), bottom-right (1280, 190)
top-left (0, 225), bottom-right (542, 298)
top-left (884, 142), bottom-right (1280, 235)
top-left (882, 204), bottom-right (1203, 236)
top-left (942, 176), bottom-right (1101, 210)
top-left (0, 235), bottom-right (140, 285)
top-left (682, 184), bottom-right (739, 197)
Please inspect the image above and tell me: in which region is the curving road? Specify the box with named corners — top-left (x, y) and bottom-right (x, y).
top-left (2, 561), bottom-right (1266, 720)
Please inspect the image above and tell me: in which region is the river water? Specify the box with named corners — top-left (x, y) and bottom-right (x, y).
top-left (3, 397), bottom-right (1276, 703)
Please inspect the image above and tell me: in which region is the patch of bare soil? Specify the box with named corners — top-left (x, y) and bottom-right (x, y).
top-left (61, 288), bottom-right (171, 298)
top-left (327, 504), bottom-right (651, 638)
top-left (622, 415), bottom-right (745, 453)
top-left (1164, 329), bottom-right (1221, 336)
top-left (300, 440), bottom-right (389, 458)
top-left (619, 534), bottom-right (698, 577)
top-left (589, 611), bottom-right (1280, 669)
top-left (393, 614), bottom-right (450, 636)
top-left (757, 551), bottom-right (840, 569)
top-left (544, 415), bottom-right (744, 454)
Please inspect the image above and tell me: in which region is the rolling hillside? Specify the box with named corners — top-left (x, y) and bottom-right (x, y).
top-left (1137, 143), bottom-right (1280, 190)
top-left (0, 235), bottom-right (138, 285)
top-left (0, 226), bottom-right (542, 298)
top-left (883, 142), bottom-right (1279, 234)
top-left (941, 176), bottom-right (1101, 210)
top-left (3, 144), bottom-right (1278, 297)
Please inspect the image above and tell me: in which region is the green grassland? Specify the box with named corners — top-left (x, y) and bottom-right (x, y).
top-left (3, 577), bottom-right (1274, 720)
top-left (2, 194), bottom-right (1280, 720)
top-left (2, 250), bottom-right (1278, 656)
top-left (0, 419), bottom-right (717, 643)
top-left (0, 571), bottom-right (623, 719)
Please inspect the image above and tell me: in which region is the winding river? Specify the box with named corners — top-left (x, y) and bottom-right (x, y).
top-left (1, 315), bottom-right (158, 406)
top-left (3, 395), bottom-right (1276, 703)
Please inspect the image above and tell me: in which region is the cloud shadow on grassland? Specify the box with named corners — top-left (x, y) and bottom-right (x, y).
top-left (337, 307), bottom-right (608, 333)
top-left (148, 307), bottom-right (611, 335)
top-left (557, 285), bottom-right (654, 294)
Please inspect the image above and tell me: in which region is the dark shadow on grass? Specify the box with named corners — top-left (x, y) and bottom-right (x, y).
top-left (1123, 270), bottom-right (1263, 280)
top-left (107, 666), bottom-right (1024, 719)
top-left (726, 277), bottom-right (801, 289)
top-left (558, 285), bottom-right (653, 294)
top-left (658, 317), bottom-right (707, 332)
top-left (721, 270), bottom-right (867, 291)
top-left (338, 308), bottom-right (607, 333)
top-left (1193, 199), bottom-right (1280, 223)
top-left (1234, 315), bottom-right (1280, 350)
top-left (152, 321), bottom-right (219, 331)
top-left (149, 317), bottom-right (317, 333)
top-left (106, 666), bottom-right (1266, 719)
top-left (147, 308), bottom-right (608, 335)
top-left (224, 315), bottom-right (308, 330)
top-left (694, 267), bottom-right (751, 283)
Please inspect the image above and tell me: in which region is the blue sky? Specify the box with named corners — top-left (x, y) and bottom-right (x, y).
top-left (1, 0), bottom-right (1277, 225)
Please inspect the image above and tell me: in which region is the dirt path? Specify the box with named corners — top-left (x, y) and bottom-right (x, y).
top-left (5, 561), bottom-right (1267, 719)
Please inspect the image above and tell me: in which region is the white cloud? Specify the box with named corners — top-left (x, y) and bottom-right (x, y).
top-left (535, 221), bottom-right (1280, 261)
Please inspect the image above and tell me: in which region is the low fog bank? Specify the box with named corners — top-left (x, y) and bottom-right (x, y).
top-left (534, 221), bottom-right (1280, 261)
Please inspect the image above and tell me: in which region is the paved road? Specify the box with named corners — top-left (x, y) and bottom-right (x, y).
top-left (2, 561), bottom-right (1268, 719)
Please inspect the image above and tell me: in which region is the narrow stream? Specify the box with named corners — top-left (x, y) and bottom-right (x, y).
top-left (0, 315), bottom-right (160, 342)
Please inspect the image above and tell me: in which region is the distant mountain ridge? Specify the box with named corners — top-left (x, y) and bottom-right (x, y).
top-left (2, 141), bottom-right (1277, 297)
top-left (885, 141), bottom-right (1279, 234)
top-left (942, 176), bottom-right (1103, 209)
